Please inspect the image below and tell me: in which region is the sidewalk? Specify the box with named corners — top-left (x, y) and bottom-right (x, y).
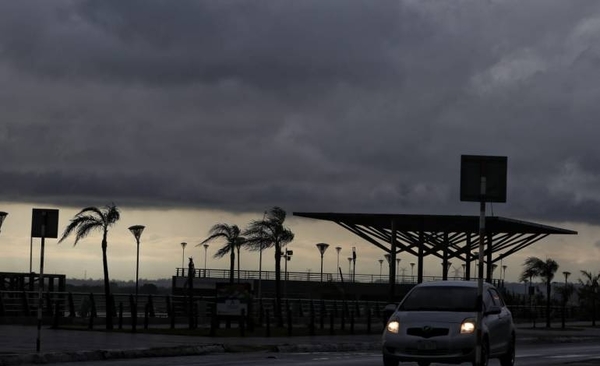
top-left (1, 322), bottom-right (599, 365)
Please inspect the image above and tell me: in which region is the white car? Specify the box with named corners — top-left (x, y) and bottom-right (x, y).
top-left (382, 281), bottom-right (515, 366)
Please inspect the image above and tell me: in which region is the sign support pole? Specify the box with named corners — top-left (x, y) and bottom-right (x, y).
top-left (475, 177), bottom-right (486, 366)
top-left (36, 218), bottom-right (46, 353)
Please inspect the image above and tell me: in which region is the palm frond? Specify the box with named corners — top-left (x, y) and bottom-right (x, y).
top-left (73, 221), bottom-right (103, 246)
top-left (59, 215), bottom-right (101, 244)
top-left (214, 244), bottom-right (234, 258)
top-left (105, 204), bottom-right (121, 225)
top-left (76, 206), bottom-right (105, 219)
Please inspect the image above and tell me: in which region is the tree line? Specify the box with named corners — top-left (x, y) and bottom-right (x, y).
top-left (58, 204), bottom-right (294, 330)
top-left (519, 256), bottom-right (599, 328)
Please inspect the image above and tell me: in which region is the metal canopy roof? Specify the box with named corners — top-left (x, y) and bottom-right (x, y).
top-left (293, 212), bottom-right (577, 284)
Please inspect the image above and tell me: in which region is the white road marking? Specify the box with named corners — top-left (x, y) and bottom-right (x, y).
top-left (547, 354), bottom-right (587, 359)
top-left (516, 353), bottom-right (543, 358)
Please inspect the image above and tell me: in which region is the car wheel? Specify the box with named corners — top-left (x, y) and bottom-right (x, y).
top-left (499, 336), bottom-right (516, 366)
top-left (472, 339), bottom-right (489, 366)
top-left (382, 355), bottom-right (398, 366)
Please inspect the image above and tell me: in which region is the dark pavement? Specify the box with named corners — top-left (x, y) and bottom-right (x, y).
top-left (1, 322), bottom-right (599, 365)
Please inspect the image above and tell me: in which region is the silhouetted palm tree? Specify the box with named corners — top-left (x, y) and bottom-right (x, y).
top-left (198, 224), bottom-right (245, 284)
top-left (59, 204), bottom-right (121, 330)
top-left (244, 207), bottom-right (294, 325)
top-left (578, 270), bottom-right (600, 326)
top-left (519, 256), bottom-right (559, 328)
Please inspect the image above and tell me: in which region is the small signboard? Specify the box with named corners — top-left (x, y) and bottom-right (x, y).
top-left (31, 209), bottom-right (59, 238)
top-left (215, 283), bottom-right (252, 316)
top-left (460, 155), bottom-right (507, 203)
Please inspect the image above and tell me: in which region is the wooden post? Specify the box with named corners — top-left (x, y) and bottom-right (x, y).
top-left (366, 306), bottom-right (372, 334)
top-left (287, 304), bottom-right (292, 337)
top-left (240, 309), bottom-right (246, 337)
top-left (51, 301), bottom-right (60, 329)
top-left (320, 299), bottom-right (326, 330)
top-left (144, 303), bottom-right (149, 329)
top-left (118, 302), bottom-right (123, 330)
top-left (265, 309), bottom-right (271, 337)
top-left (148, 295), bottom-right (155, 317)
top-left (129, 294), bottom-right (137, 333)
top-left (329, 310), bottom-right (335, 335)
top-left (68, 293), bottom-right (75, 317)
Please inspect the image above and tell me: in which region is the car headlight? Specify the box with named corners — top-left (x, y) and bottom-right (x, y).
top-left (460, 319), bottom-right (476, 334)
top-left (387, 320), bottom-right (400, 334)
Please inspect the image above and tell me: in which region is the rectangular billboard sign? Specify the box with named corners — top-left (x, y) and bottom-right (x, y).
top-left (460, 155), bottom-right (507, 203)
top-left (31, 208), bottom-right (59, 238)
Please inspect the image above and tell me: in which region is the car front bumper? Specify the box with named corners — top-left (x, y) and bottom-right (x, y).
top-left (382, 333), bottom-right (477, 364)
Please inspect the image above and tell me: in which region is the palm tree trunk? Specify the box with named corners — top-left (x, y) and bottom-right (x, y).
top-left (546, 281), bottom-right (551, 328)
top-left (274, 242), bottom-right (282, 327)
top-left (101, 232), bottom-right (113, 330)
top-left (229, 247), bottom-right (235, 284)
top-left (237, 245), bottom-right (240, 283)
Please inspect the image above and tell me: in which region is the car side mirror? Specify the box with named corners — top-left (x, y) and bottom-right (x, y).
top-left (383, 303), bottom-right (397, 321)
top-left (485, 305), bottom-right (501, 316)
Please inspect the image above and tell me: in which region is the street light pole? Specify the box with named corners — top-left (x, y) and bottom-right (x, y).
top-left (180, 242), bottom-right (187, 274)
top-left (410, 262), bottom-right (415, 283)
top-left (379, 259), bottom-right (384, 279)
top-left (258, 210), bottom-right (267, 300)
top-left (347, 257), bottom-right (352, 281)
top-left (128, 225), bottom-right (145, 302)
top-left (396, 258), bottom-right (401, 283)
top-left (562, 271), bottom-right (571, 329)
top-left (352, 247), bottom-right (356, 283)
top-left (335, 246), bottom-right (342, 281)
top-left (203, 244), bottom-right (209, 277)
top-left (316, 243), bottom-right (330, 283)
top-left (283, 249), bottom-right (293, 297)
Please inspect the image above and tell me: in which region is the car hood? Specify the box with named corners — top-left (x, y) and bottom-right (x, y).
top-left (394, 311), bottom-right (476, 324)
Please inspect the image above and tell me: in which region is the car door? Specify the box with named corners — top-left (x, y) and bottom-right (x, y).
top-left (489, 288), bottom-right (513, 350)
top-left (483, 289), bottom-right (504, 355)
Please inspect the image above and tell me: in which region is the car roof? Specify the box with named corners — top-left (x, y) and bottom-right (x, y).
top-left (415, 280), bottom-right (496, 289)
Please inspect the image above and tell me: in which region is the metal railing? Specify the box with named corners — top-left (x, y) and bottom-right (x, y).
top-left (175, 267), bottom-right (472, 284)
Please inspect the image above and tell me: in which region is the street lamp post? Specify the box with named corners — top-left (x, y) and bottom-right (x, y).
top-left (347, 257), bottom-right (352, 281)
top-left (283, 249), bottom-right (293, 297)
top-left (180, 242), bottom-right (187, 274)
top-left (258, 210), bottom-right (267, 299)
top-left (379, 259), bottom-right (384, 279)
top-left (335, 246), bottom-right (342, 281)
top-left (562, 271), bottom-right (571, 329)
top-left (352, 247), bottom-right (357, 283)
top-left (203, 244), bottom-right (209, 277)
top-left (410, 262), bottom-right (415, 283)
top-left (316, 243), bottom-right (330, 283)
top-left (128, 225), bottom-right (145, 301)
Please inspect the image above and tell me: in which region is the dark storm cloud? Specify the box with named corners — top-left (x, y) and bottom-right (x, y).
top-left (3, 0), bottom-right (600, 226)
top-left (0, 0), bottom-right (405, 89)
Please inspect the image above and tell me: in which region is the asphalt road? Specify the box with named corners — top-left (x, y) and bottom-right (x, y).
top-left (24, 342), bottom-right (600, 366)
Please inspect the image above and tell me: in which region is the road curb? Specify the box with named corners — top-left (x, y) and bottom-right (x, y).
top-left (0, 345), bottom-right (225, 366)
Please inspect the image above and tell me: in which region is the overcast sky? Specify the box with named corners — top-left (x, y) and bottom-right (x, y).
top-left (1, 0), bottom-right (599, 282)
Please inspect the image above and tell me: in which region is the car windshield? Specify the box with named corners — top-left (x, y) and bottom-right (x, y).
top-left (399, 286), bottom-right (477, 311)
